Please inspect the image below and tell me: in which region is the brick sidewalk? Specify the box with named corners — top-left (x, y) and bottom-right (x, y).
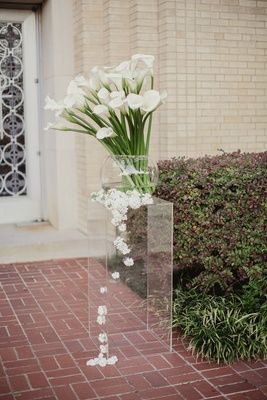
top-left (0, 258), bottom-right (266, 400)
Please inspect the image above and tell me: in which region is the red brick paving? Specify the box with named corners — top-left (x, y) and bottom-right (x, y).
top-left (0, 258), bottom-right (266, 400)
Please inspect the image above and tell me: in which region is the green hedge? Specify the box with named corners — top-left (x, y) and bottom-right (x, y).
top-left (156, 151), bottom-right (267, 295)
top-left (156, 151), bottom-right (267, 362)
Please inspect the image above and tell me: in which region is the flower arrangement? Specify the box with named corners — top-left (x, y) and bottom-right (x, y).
top-left (45, 54), bottom-right (166, 367)
top-left (45, 54), bottom-right (166, 192)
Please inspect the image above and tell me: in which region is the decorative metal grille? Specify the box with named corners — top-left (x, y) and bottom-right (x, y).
top-left (0, 22), bottom-right (26, 196)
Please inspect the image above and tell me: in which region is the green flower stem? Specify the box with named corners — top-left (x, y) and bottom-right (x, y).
top-left (65, 111), bottom-right (96, 134)
top-left (56, 128), bottom-right (93, 135)
top-left (145, 113), bottom-right (153, 155)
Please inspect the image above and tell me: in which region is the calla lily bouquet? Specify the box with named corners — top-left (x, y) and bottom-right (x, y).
top-left (44, 55), bottom-right (167, 367)
top-left (45, 54), bottom-right (166, 192)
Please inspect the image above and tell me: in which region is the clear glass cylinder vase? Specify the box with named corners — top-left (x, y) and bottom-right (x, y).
top-left (100, 155), bottom-right (159, 193)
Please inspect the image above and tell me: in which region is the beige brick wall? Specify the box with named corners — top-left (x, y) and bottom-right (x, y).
top-left (73, 0), bottom-right (267, 231)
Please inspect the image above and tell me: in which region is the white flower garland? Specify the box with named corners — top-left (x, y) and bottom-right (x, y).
top-left (86, 188), bottom-right (153, 367)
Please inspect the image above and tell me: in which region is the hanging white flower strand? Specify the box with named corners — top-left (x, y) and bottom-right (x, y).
top-left (86, 188), bottom-right (153, 367)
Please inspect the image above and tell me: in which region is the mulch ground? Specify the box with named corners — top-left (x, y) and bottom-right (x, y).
top-left (0, 258), bottom-right (266, 400)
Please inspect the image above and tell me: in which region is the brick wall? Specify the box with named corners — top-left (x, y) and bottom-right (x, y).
top-left (73, 0), bottom-right (267, 231)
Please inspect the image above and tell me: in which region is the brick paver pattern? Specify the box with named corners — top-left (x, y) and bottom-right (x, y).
top-left (0, 258), bottom-right (266, 400)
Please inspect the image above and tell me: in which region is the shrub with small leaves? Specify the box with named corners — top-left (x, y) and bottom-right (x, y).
top-left (156, 151), bottom-right (267, 295)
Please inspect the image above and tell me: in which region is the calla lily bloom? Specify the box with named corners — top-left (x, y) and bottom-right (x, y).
top-left (97, 87), bottom-right (110, 104)
top-left (96, 127), bottom-right (116, 139)
top-left (110, 90), bottom-right (125, 99)
top-left (93, 104), bottom-right (109, 116)
top-left (108, 97), bottom-right (125, 112)
top-left (73, 75), bottom-right (90, 88)
top-left (141, 90), bottom-right (161, 113)
top-left (132, 54), bottom-right (155, 68)
top-left (126, 93), bottom-right (144, 110)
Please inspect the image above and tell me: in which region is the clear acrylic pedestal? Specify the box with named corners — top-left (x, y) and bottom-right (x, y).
top-left (88, 197), bottom-right (173, 359)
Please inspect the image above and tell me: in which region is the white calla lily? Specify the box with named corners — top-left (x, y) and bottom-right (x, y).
top-left (44, 55), bottom-right (169, 370)
top-left (131, 54), bottom-right (155, 69)
top-left (97, 87), bottom-right (110, 104)
top-left (93, 104), bottom-right (109, 116)
top-left (44, 122), bottom-right (53, 131)
top-left (108, 97), bottom-right (125, 112)
top-left (114, 61), bottom-right (131, 73)
top-left (160, 90), bottom-right (168, 102)
top-left (63, 95), bottom-right (82, 109)
top-left (96, 127), bottom-right (116, 140)
top-left (44, 96), bottom-right (64, 112)
top-left (124, 77), bottom-right (137, 92)
top-left (89, 74), bottom-right (101, 91)
top-left (110, 91), bottom-right (125, 99)
top-left (98, 69), bottom-right (109, 86)
top-left (126, 93), bottom-right (144, 110)
top-left (44, 96), bottom-right (57, 110)
top-left (63, 81), bottom-right (86, 108)
top-left (134, 67), bottom-right (152, 84)
top-left (67, 80), bottom-right (86, 97)
top-left (141, 90), bottom-right (161, 113)
top-left (106, 73), bottom-right (123, 90)
top-left (73, 75), bottom-right (90, 88)
top-left (132, 53), bottom-right (155, 66)
top-left (90, 66), bottom-right (109, 90)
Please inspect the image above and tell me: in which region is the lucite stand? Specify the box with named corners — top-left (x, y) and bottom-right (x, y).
top-left (88, 197), bottom-right (173, 359)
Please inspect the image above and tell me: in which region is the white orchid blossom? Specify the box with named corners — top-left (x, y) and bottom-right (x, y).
top-left (96, 128), bottom-right (116, 140)
top-left (98, 333), bottom-right (108, 343)
top-left (111, 271), bottom-right (120, 280)
top-left (98, 305), bottom-right (107, 316)
top-left (118, 223), bottom-right (126, 232)
top-left (124, 257), bottom-right (134, 267)
top-left (100, 344), bottom-right (108, 354)
top-left (98, 357), bottom-right (107, 367)
top-left (97, 315), bottom-right (106, 325)
top-left (88, 188), bottom-right (155, 368)
top-left (107, 356), bottom-right (118, 365)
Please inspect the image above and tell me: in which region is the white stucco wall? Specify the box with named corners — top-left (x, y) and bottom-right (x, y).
top-left (41, 0), bottom-right (78, 229)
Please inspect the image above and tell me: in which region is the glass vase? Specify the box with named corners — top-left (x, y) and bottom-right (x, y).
top-left (88, 197), bottom-right (173, 357)
top-left (100, 155), bottom-right (158, 194)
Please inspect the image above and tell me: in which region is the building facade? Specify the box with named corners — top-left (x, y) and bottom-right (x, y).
top-left (0, 0), bottom-right (267, 231)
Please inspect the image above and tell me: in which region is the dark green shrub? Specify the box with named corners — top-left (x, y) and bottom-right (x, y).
top-left (156, 151), bottom-right (267, 295)
top-left (173, 286), bottom-right (267, 363)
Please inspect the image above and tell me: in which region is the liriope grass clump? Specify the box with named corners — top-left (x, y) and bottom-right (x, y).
top-left (173, 286), bottom-right (267, 363)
